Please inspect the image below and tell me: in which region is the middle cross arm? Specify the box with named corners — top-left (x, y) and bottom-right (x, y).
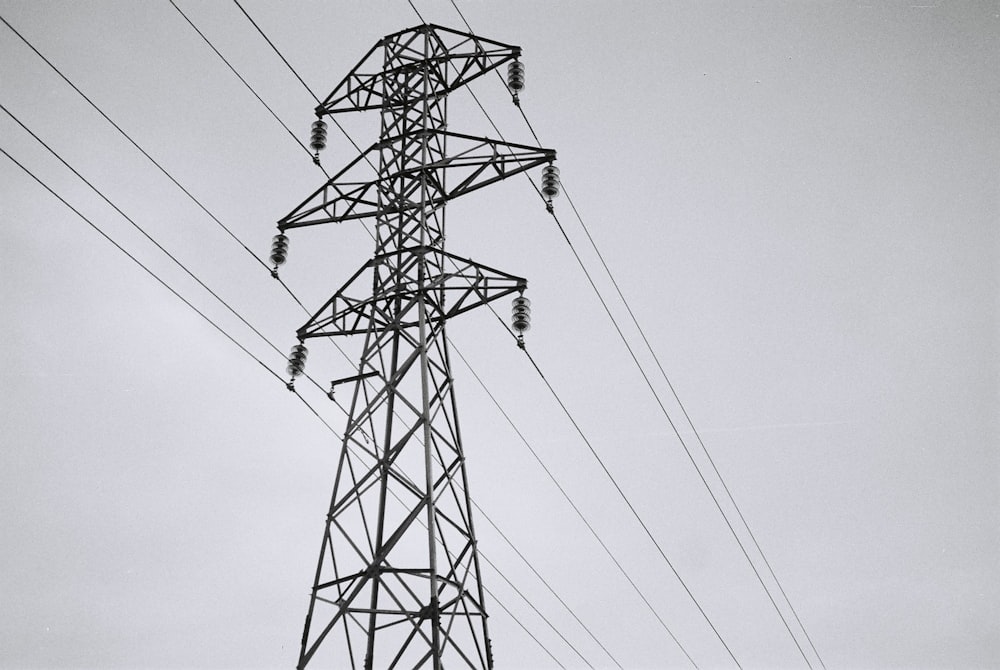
top-left (278, 133), bottom-right (554, 231)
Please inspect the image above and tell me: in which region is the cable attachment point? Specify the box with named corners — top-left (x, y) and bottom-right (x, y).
top-left (329, 370), bottom-right (379, 399)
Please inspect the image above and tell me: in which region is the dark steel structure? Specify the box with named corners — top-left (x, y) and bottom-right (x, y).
top-left (277, 24), bottom-right (554, 669)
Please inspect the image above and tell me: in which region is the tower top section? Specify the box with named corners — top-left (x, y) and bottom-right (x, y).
top-left (315, 23), bottom-right (521, 115)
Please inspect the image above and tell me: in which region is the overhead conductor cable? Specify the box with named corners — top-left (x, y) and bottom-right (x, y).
top-left (440, 2), bottom-right (826, 668)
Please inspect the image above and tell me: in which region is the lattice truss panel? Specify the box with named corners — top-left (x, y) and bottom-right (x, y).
top-left (281, 24), bottom-right (555, 670)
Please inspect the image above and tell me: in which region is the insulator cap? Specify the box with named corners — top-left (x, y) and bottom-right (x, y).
top-left (507, 60), bottom-right (525, 93)
top-left (310, 120), bottom-right (328, 152)
top-left (270, 234), bottom-right (289, 266)
top-left (511, 296), bottom-right (531, 333)
top-left (541, 164), bottom-right (561, 199)
top-left (287, 343), bottom-right (308, 377)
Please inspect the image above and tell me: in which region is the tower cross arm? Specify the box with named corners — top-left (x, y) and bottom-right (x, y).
top-left (316, 24), bottom-right (522, 116)
top-left (295, 249), bottom-right (526, 340)
top-left (278, 135), bottom-right (555, 232)
top-left (433, 251), bottom-right (527, 321)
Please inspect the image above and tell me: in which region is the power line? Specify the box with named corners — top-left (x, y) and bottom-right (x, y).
top-left (451, 344), bottom-right (668, 670)
top-left (406, 0), bottom-right (427, 24)
top-left (0, 101), bottom-right (353, 416)
top-left (0, 103), bottom-right (276, 364)
top-left (0, 143), bottom-right (336, 421)
top-left (156, 0), bottom-right (387, 432)
top-left (478, 549), bottom-right (595, 669)
top-left (0, 2), bottom-right (338, 376)
top-left (521, 345), bottom-right (739, 667)
top-left (1, 10), bottom-right (363, 446)
top-left (0, 12), bottom-right (270, 273)
top-left (227, 0), bottom-right (376, 172)
top-left (0, 10), bottom-right (370, 421)
top-left (526, 73), bottom-right (817, 670)
top-left (560, 184), bottom-right (829, 668)
top-left (504, 4), bottom-right (823, 654)
top-left (544, 204), bottom-right (806, 667)
top-left (160, 3), bottom-right (380, 423)
top-left (484, 585), bottom-right (565, 669)
top-left (437, 2), bottom-right (826, 666)
top-left (167, 0), bottom-right (315, 161)
top-left (169, 0), bottom-right (382, 324)
top-left (232, 0), bottom-right (320, 106)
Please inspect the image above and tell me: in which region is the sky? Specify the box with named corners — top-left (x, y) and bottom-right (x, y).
top-left (1, 1), bottom-right (997, 668)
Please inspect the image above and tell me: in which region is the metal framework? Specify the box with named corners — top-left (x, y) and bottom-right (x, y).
top-left (278, 24), bottom-right (554, 669)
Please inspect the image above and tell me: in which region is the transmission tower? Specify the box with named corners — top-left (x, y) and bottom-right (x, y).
top-left (271, 24), bottom-right (556, 669)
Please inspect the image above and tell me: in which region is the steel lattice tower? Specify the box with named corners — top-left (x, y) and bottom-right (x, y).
top-left (275, 25), bottom-right (554, 669)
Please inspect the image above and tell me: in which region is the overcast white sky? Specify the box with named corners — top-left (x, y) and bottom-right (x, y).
top-left (1, 1), bottom-right (997, 668)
